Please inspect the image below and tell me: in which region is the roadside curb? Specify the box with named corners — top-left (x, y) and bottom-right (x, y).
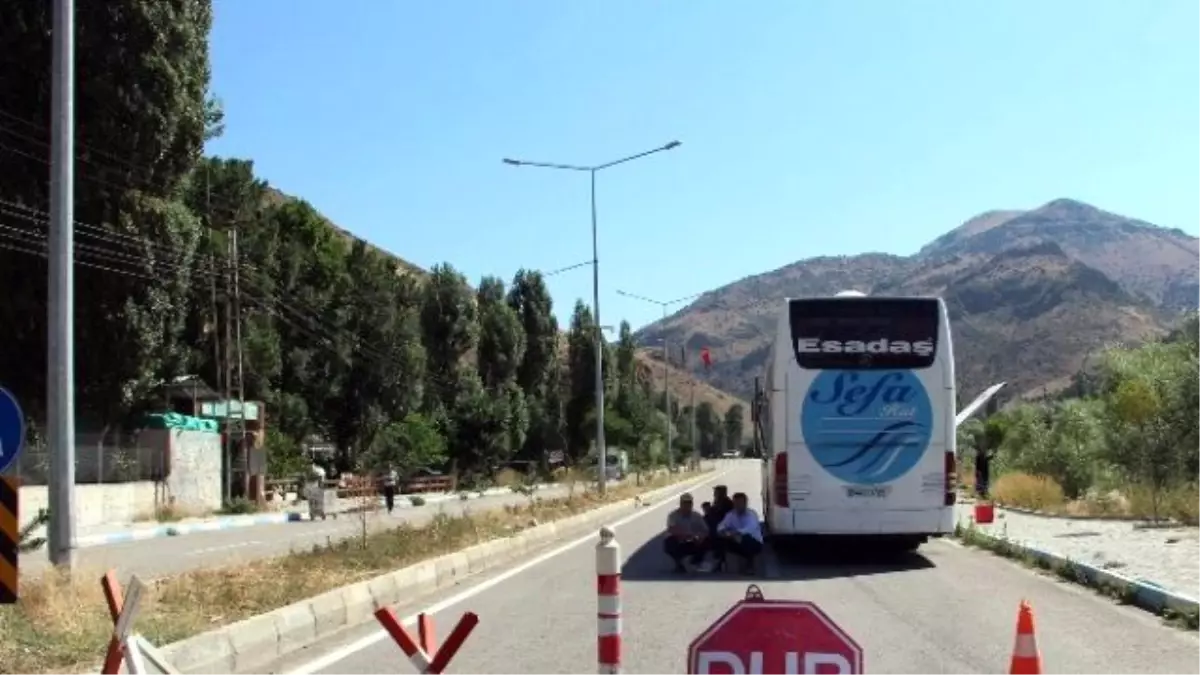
top-left (76, 512), bottom-right (303, 547)
top-left (72, 484), bottom-right (559, 549)
top-left (156, 469), bottom-right (723, 674)
top-left (955, 525), bottom-right (1199, 625)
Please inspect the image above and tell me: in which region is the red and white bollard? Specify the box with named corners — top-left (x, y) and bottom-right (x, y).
top-left (596, 525), bottom-right (622, 674)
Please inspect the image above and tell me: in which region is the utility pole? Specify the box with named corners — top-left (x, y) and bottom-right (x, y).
top-left (207, 170), bottom-right (223, 423)
top-left (46, 0), bottom-right (77, 570)
top-left (662, 337), bottom-right (672, 471)
top-left (231, 225), bottom-right (247, 499)
top-left (223, 233), bottom-right (234, 503)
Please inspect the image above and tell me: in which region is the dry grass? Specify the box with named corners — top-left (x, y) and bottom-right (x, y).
top-left (991, 473), bottom-right (1067, 511)
top-left (0, 469), bottom-right (704, 674)
top-left (492, 467), bottom-right (525, 488)
top-left (991, 472), bottom-right (1199, 525)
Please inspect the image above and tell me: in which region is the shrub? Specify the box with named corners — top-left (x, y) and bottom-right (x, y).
top-left (991, 473), bottom-right (1065, 510)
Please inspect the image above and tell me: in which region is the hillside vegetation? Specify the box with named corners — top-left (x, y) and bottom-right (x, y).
top-left (636, 199), bottom-right (1197, 402)
top-left (960, 316), bottom-right (1199, 524)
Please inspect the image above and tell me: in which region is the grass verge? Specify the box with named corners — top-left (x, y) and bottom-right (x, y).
top-left (954, 521), bottom-right (1199, 632)
top-left (1, 468), bottom-right (708, 674)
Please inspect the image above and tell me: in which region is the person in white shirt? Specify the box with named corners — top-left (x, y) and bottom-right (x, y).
top-left (381, 465), bottom-right (399, 514)
top-left (714, 492), bottom-right (764, 574)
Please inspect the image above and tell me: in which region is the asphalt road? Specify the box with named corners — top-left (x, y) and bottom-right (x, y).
top-left (21, 485), bottom-right (574, 580)
top-left (271, 460), bottom-right (1199, 675)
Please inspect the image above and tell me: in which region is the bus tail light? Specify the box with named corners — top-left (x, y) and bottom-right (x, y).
top-left (773, 453), bottom-right (789, 507)
top-left (944, 451), bottom-right (957, 506)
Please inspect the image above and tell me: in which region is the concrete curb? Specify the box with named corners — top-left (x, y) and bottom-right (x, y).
top-left (156, 470), bottom-right (722, 674)
top-left (72, 484), bottom-right (560, 549)
top-left (958, 527), bottom-right (1199, 619)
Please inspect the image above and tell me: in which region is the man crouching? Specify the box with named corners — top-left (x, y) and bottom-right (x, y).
top-left (664, 492), bottom-right (711, 573)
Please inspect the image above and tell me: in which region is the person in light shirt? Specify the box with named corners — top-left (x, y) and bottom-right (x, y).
top-left (713, 492), bottom-right (764, 574)
top-left (664, 493), bottom-right (710, 573)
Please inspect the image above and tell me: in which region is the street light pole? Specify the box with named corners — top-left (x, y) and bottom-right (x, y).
top-left (589, 170), bottom-right (605, 492)
top-left (615, 289), bottom-right (702, 472)
top-left (504, 141), bottom-right (681, 494)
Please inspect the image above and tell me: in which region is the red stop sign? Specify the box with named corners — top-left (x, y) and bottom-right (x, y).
top-left (687, 600), bottom-right (863, 674)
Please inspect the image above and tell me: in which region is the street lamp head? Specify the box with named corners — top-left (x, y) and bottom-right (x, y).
top-left (502, 158), bottom-right (521, 166)
top-left (664, 140), bottom-right (682, 150)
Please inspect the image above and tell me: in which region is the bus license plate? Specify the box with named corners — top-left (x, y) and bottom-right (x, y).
top-left (845, 485), bottom-right (891, 498)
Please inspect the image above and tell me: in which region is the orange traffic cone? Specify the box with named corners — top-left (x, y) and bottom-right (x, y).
top-left (1009, 600), bottom-right (1043, 674)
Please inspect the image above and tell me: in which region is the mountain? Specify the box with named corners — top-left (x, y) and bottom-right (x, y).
top-left (918, 199), bottom-right (1198, 310)
top-left (635, 199), bottom-right (1197, 402)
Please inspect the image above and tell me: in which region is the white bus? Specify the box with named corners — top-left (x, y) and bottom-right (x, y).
top-left (760, 291), bottom-right (1001, 551)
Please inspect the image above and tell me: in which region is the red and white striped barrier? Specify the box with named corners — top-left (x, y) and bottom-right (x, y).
top-left (374, 607), bottom-right (479, 674)
top-left (597, 525), bottom-right (622, 674)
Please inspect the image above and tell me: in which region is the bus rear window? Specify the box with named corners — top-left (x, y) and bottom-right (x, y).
top-left (788, 297), bottom-right (940, 370)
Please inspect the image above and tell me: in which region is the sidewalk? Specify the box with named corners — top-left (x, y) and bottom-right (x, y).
top-left (66, 484), bottom-right (557, 549)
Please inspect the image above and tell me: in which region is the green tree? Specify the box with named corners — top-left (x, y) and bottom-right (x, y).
top-left (1045, 398), bottom-right (1106, 497)
top-left (0, 0), bottom-right (216, 429)
top-left (266, 200), bottom-right (352, 448)
top-left (474, 276), bottom-right (529, 471)
top-left (723, 404), bottom-right (745, 450)
top-left (1098, 343), bottom-right (1194, 518)
top-left (365, 412), bottom-right (446, 478)
top-left (506, 270), bottom-right (560, 462)
top-left (328, 242), bottom-right (426, 465)
top-left (694, 401), bottom-right (721, 457)
top-left (420, 263), bottom-right (478, 419)
top-left (566, 300), bottom-right (599, 460)
top-left (418, 263), bottom-right (488, 479)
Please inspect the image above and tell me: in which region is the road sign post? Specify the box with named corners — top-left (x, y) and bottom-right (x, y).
top-left (687, 585), bottom-right (863, 674)
top-left (0, 386), bottom-right (26, 605)
top-left (374, 607), bottom-right (479, 674)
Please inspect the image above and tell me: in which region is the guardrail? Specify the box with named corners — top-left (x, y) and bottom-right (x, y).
top-left (401, 475), bottom-right (455, 494)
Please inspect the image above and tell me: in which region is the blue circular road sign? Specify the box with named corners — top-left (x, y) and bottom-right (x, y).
top-left (0, 387), bottom-right (26, 475)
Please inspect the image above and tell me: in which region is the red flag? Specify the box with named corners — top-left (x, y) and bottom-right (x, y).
top-left (701, 347), bottom-right (712, 370)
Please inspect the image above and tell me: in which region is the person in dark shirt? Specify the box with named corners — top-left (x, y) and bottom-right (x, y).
top-left (706, 485), bottom-right (735, 568)
top-left (706, 485), bottom-right (733, 532)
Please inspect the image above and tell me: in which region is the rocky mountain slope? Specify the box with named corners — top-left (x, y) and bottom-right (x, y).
top-left (634, 198), bottom-right (1197, 402)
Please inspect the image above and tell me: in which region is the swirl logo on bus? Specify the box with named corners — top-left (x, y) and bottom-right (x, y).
top-left (800, 370), bottom-right (933, 485)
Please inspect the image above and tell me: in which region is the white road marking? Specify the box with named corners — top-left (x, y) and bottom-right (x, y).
top-left (284, 471), bottom-right (728, 675)
top-left (185, 541), bottom-right (263, 556)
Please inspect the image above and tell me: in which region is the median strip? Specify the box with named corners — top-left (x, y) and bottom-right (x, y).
top-left (0, 468), bottom-right (714, 674)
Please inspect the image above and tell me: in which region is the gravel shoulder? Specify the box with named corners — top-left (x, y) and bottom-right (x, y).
top-left (957, 505), bottom-right (1200, 599)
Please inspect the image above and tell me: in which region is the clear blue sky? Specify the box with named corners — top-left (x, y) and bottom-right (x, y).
top-left (206, 0), bottom-right (1199, 331)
